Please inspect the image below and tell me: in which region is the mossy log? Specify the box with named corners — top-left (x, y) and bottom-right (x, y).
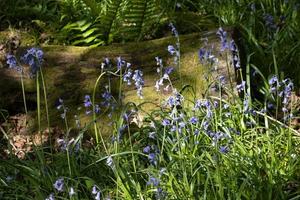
top-left (0, 33), bottom-right (209, 130)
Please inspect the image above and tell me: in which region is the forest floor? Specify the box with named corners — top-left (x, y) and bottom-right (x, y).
top-left (0, 30), bottom-right (299, 159)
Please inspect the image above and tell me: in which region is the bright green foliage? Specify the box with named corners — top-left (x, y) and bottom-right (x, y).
top-left (59, 0), bottom-right (164, 46)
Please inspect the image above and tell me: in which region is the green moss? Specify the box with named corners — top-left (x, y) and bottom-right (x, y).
top-left (0, 32), bottom-right (209, 136)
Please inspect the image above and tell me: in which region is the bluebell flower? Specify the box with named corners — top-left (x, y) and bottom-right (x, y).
top-left (117, 56), bottom-right (125, 70)
top-left (69, 187), bottom-right (75, 197)
top-left (57, 138), bottom-right (67, 151)
top-left (84, 95), bottom-right (92, 108)
top-left (194, 99), bottom-right (202, 110)
top-left (106, 156), bottom-right (114, 168)
top-left (21, 48), bottom-right (44, 75)
top-left (269, 75), bottom-right (278, 85)
top-left (267, 103), bottom-right (274, 109)
top-left (166, 91), bottom-right (184, 107)
top-left (206, 109), bottom-right (213, 119)
top-left (213, 101), bottom-right (219, 108)
top-left (45, 193), bottom-right (55, 200)
top-left (202, 100), bottom-right (211, 108)
top-left (101, 89), bottom-right (114, 107)
top-left (202, 121), bottom-right (209, 131)
top-left (84, 95), bottom-right (92, 115)
top-left (164, 67), bottom-right (174, 75)
top-left (220, 146), bottom-right (229, 154)
top-left (95, 104), bottom-right (100, 114)
top-left (53, 178), bottom-right (64, 192)
top-left (169, 23), bottom-right (179, 37)
top-left (236, 81), bottom-right (246, 93)
top-left (198, 47), bottom-right (217, 65)
top-left (224, 112), bottom-right (232, 117)
top-left (194, 129), bottom-right (200, 135)
top-left (223, 104), bottom-right (229, 109)
top-left (149, 132), bottom-right (156, 139)
top-left (132, 69), bottom-right (144, 99)
top-left (230, 40), bottom-right (240, 69)
top-left (167, 45), bottom-right (177, 56)
top-left (143, 146), bottom-right (151, 154)
top-left (56, 98), bottom-right (64, 110)
top-left (147, 176), bottom-right (160, 187)
top-left (219, 76), bottom-right (226, 85)
top-left (104, 57), bottom-right (110, 65)
top-left (155, 57), bottom-right (163, 66)
top-left (243, 98), bottom-right (250, 113)
top-left (198, 48), bottom-right (206, 61)
top-left (148, 153), bottom-right (157, 165)
top-left (162, 119), bottom-right (170, 126)
top-left (170, 125), bottom-right (177, 132)
top-left (179, 121), bottom-right (185, 128)
top-left (95, 191), bottom-right (101, 200)
top-left (217, 28), bottom-right (228, 51)
top-left (123, 68), bottom-right (132, 85)
top-left (92, 185), bottom-right (98, 195)
top-left (6, 54), bottom-right (18, 69)
top-left (189, 116), bottom-right (198, 124)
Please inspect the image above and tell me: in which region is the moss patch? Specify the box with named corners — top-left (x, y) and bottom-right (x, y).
top-left (0, 32), bottom-right (213, 136)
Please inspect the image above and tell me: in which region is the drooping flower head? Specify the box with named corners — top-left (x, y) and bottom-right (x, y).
top-left (169, 23), bottom-right (179, 37)
top-left (132, 69), bottom-right (144, 99)
top-left (53, 178), bottom-right (64, 192)
top-left (6, 54), bottom-right (18, 69)
top-left (21, 47), bottom-right (44, 75)
top-left (217, 27), bottom-right (228, 51)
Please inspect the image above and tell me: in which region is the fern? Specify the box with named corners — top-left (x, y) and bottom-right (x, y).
top-left (60, 0), bottom-right (166, 45)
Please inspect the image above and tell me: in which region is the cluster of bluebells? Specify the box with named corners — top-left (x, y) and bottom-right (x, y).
top-left (169, 23), bottom-right (179, 38)
top-left (168, 23), bottom-right (180, 65)
top-left (165, 90), bottom-right (184, 108)
top-left (236, 81), bottom-right (246, 93)
top-left (46, 178), bottom-right (75, 199)
top-left (146, 169), bottom-right (167, 200)
top-left (230, 40), bottom-right (241, 69)
top-left (216, 28), bottom-right (229, 52)
top-left (6, 54), bottom-right (21, 72)
top-left (268, 75), bottom-right (294, 119)
top-left (6, 47), bottom-right (44, 76)
top-left (111, 123), bottom-right (128, 142)
top-left (56, 98), bottom-right (68, 119)
top-left (113, 58), bottom-right (145, 99)
top-left (106, 156), bottom-right (114, 169)
top-left (92, 185), bottom-right (101, 200)
top-left (21, 48), bottom-right (44, 75)
top-left (117, 56), bottom-right (126, 70)
top-left (213, 75), bottom-right (227, 92)
top-left (198, 38), bottom-right (218, 68)
top-left (154, 57), bottom-right (174, 92)
top-left (167, 44), bottom-right (180, 65)
top-left (143, 145), bottom-right (160, 166)
top-left (193, 99), bottom-right (233, 152)
top-left (132, 69), bottom-right (145, 98)
top-left (83, 95), bottom-right (100, 115)
top-left (216, 27), bottom-right (241, 70)
top-left (57, 137), bottom-right (80, 153)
